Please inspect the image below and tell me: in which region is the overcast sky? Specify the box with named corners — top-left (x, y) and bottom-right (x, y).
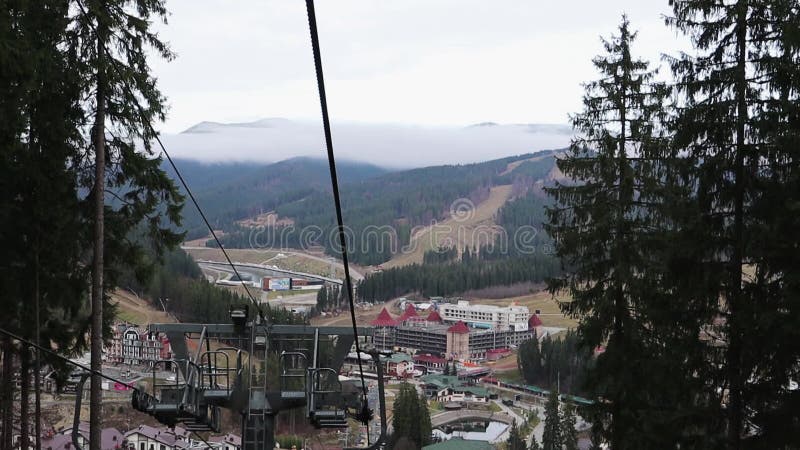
top-left (151, 1), bottom-right (685, 166)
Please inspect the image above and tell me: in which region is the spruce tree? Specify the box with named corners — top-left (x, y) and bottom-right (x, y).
top-left (507, 422), bottom-right (527, 450)
top-left (542, 389), bottom-right (562, 450)
top-left (316, 286), bottom-right (328, 311)
top-left (667, 1), bottom-right (800, 447)
top-left (545, 16), bottom-right (675, 448)
top-left (70, 2), bottom-right (183, 448)
top-left (560, 401), bottom-right (578, 450)
top-left (1, 2), bottom-right (94, 447)
top-left (418, 392), bottom-right (433, 446)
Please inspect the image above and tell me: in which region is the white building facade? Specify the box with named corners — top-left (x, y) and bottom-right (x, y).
top-left (438, 301), bottom-right (530, 331)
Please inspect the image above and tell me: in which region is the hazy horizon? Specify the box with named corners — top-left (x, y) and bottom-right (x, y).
top-left (158, 118), bottom-right (572, 168)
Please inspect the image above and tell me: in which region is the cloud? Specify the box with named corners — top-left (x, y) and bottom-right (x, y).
top-left (157, 119), bottom-right (572, 168)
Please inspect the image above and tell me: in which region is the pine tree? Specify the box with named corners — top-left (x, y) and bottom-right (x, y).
top-left (545, 16), bottom-right (675, 448)
top-left (507, 422), bottom-right (527, 450)
top-left (1, 2), bottom-right (94, 447)
top-left (542, 389), bottom-right (562, 450)
top-left (392, 383), bottom-right (417, 443)
top-left (391, 383), bottom-right (431, 448)
top-left (70, 2), bottom-right (184, 448)
top-left (529, 436), bottom-right (541, 450)
top-left (667, 1), bottom-right (800, 447)
top-left (560, 401), bottom-right (578, 450)
top-left (316, 286), bottom-right (328, 311)
top-left (418, 392), bottom-right (432, 446)
top-left (518, 336), bottom-right (542, 385)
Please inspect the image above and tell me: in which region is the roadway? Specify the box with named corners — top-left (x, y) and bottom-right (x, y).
top-left (197, 259), bottom-right (344, 285)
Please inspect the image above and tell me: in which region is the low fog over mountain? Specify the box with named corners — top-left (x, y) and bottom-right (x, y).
top-left (157, 118), bottom-right (572, 168)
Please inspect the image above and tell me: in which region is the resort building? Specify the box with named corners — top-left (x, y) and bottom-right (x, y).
top-left (370, 302), bottom-right (539, 361)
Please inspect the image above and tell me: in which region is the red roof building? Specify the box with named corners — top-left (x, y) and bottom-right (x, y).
top-left (371, 307), bottom-right (397, 327)
top-left (426, 310), bottom-right (443, 323)
top-left (398, 303), bottom-right (419, 323)
top-left (447, 321), bottom-right (470, 334)
top-left (413, 353), bottom-right (447, 365)
top-left (529, 314), bottom-right (543, 328)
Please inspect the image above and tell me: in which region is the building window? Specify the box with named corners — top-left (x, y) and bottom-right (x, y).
top-left (140, 443), bottom-right (145, 450)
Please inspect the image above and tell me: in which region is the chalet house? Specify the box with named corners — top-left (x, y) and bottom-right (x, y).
top-left (123, 425), bottom-right (189, 450)
top-left (421, 374), bottom-right (490, 403)
top-left (208, 433), bottom-right (242, 450)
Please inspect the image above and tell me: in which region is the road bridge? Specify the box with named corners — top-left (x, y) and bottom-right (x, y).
top-left (430, 409), bottom-right (516, 427)
top-left (196, 260), bottom-right (343, 285)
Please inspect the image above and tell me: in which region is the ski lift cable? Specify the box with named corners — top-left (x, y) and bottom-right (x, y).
top-left (0, 327), bottom-right (137, 389)
top-left (0, 326), bottom-right (217, 450)
top-left (304, 0), bottom-right (371, 423)
top-left (0, 328), bottom-right (212, 448)
top-left (73, 0), bottom-right (267, 324)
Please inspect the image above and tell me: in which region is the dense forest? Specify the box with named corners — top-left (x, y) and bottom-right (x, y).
top-left (517, 331), bottom-right (593, 397)
top-left (172, 157), bottom-right (387, 240)
top-left (355, 253), bottom-right (559, 302)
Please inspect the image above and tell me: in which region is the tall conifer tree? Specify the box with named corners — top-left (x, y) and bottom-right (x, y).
top-left (561, 401), bottom-right (579, 450)
top-left (542, 389), bottom-right (562, 450)
top-left (70, 1), bottom-right (183, 447)
top-left (667, 1), bottom-right (800, 447)
top-left (545, 16), bottom-right (673, 448)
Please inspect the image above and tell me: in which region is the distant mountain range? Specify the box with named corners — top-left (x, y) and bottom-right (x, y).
top-left (158, 118), bottom-right (572, 168)
top-left (180, 118), bottom-right (294, 134)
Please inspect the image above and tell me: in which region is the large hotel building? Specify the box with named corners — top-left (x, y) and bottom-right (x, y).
top-left (371, 301), bottom-right (541, 361)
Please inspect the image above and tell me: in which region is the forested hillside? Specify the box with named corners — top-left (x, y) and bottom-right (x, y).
top-left (120, 245), bottom-right (301, 325)
top-left (171, 157), bottom-right (388, 240)
top-left (199, 150), bottom-right (561, 265)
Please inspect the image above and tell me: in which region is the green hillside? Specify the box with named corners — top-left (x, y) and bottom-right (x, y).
top-left (171, 150), bottom-right (561, 266)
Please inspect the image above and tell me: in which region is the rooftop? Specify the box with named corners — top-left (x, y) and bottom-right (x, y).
top-left (421, 374), bottom-right (490, 397)
top-left (444, 301), bottom-right (530, 314)
top-left (447, 321), bottom-right (470, 334)
top-left (49, 425), bottom-right (123, 450)
top-left (125, 425), bottom-right (184, 447)
top-left (386, 352), bottom-right (413, 363)
top-left (371, 307), bottom-right (397, 327)
top-left (398, 303), bottom-right (419, 322)
top-left (426, 310), bottom-right (443, 322)
top-left (413, 354), bottom-right (446, 364)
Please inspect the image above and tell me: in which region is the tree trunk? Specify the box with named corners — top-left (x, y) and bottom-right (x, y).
top-left (1, 337), bottom-right (14, 449)
top-left (727, 2), bottom-right (748, 448)
top-left (89, 16), bottom-right (107, 450)
top-left (610, 36), bottom-right (629, 450)
top-left (20, 345), bottom-right (30, 450)
top-left (35, 252), bottom-right (41, 450)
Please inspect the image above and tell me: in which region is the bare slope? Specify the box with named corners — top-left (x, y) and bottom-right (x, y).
top-left (383, 185), bottom-right (513, 268)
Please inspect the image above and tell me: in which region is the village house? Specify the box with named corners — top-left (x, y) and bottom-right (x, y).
top-left (421, 374), bottom-right (490, 404)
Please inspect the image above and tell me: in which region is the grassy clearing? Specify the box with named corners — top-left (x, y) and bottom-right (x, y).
top-left (111, 290), bottom-right (175, 326)
top-left (116, 308), bottom-right (146, 325)
top-left (495, 366), bottom-right (524, 384)
top-left (488, 402), bottom-right (503, 413)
